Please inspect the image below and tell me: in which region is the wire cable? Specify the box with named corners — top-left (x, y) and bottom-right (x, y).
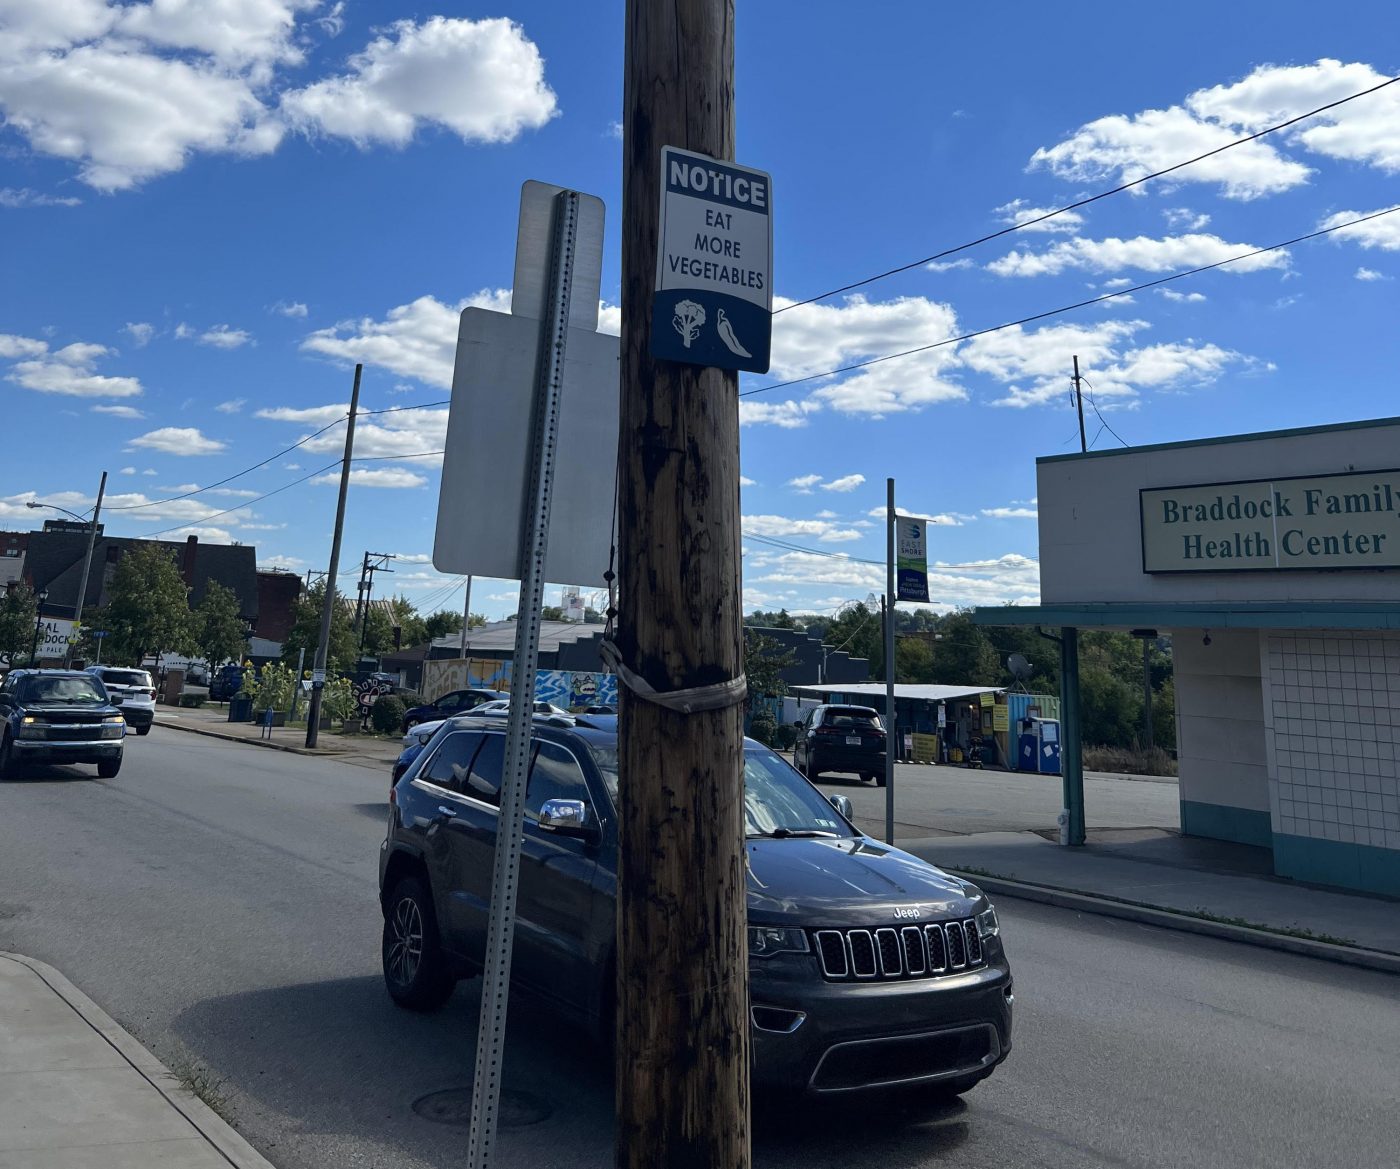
top-left (134, 461), bottom-right (341, 538)
top-left (1081, 381), bottom-right (1130, 448)
top-left (745, 531), bottom-right (1038, 570)
top-left (778, 75), bottom-right (1400, 312)
top-left (356, 401), bottom-right (451, 416)
top-left (106, 417), bottom-right (349, 510)
top-left (743, 205), bottom-right (1400, 399)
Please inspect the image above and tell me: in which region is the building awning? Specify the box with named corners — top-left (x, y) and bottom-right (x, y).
top-left (790, 683), bottom-right (1002, 703)
top-left (969, 601), bottom-right (1400, 631)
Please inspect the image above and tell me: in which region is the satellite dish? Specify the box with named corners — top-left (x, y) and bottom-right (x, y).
top-left (1007, 653), bottom-right (1032, 681)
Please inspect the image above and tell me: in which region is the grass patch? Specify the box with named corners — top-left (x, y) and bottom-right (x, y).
top-left (1083, 743), bottom-right (1177, 777)
top-left (169, 1057), bottom-right (234, 1123)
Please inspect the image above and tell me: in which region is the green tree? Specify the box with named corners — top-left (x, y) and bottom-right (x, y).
top-left (424, 609), bottom-right (464, 640)
top-left (282, 582), bottom-right (356, 673)
top-left (0, 584), bottom-right (37, 665)
top-left (360, 604), bottom-right (396, 657)
top-left (819, 603), bottom-right (884, 678)
top-left (103, 544), bottom-right (195, 664)
top-left (927, 611), bottom-right (999, 684)
top-left (743, 632), bottom-right (797, 713)
top-left (194, 581), bottom-right (247, 668)
top-left (541, 605), bottom-right (566, 621)
top-left (387, 595), bottom-right (428, 650)
top-left (744, 608), bottom-right (802, 630)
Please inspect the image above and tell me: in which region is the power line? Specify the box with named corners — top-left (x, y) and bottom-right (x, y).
top-left (1081, 381), bottom-right (1129, 448)
top-left (135, 460), bottom-right (342, 538)
top-left (352, 450), bottom-right (445, 462)
top-left (744, 531), bottom-right (1039, 570)
top-left (778, 74), bottom-right (1400, 312)
top-left (357, 401), bottom-right (451, 416)
top-left (742, 205), bottom-right (1400, 399)
top-left (106, 416), bottom-right (349, 510)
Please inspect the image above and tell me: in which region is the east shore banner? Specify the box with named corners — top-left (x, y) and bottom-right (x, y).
top-left (896, 515), bottom-right (930, 602)
top-left (1141, 469), bottom-right (1400, 573)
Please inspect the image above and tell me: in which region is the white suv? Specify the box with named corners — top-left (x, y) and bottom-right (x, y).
top-left (86, 666), bottom-right (156, 735)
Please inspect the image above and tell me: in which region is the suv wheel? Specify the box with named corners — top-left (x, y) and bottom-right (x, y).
top-left (382, 876), bottom-right (455, 1011)
top-left (98, 756), bottom-right (121, 779)
top-left (402, 717), bottom-right (418, 733)
top-left (0, 734), bottom-right (16, 780)
top-left (136, 725), bottom-right (152, 737)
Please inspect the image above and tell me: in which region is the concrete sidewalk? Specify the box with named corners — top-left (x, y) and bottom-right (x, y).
top-left (154, 703), bottom-right (401, 769)
top-left (0, 951), bottom-right (272, 1168)
top-left (903, 829), bottom-right (1400, 974)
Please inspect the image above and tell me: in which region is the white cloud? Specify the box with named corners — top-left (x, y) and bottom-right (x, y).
top-left (923, 258), bottom-right (975, 272)
top-left (255, 404), bottom-right (345, 424)
top-left (1320, 207), bottom-right (1400, 252)
top-left (787, 474), bottom-right (821, 494)
top-left (987, 232), bottom-right (1289, 278)
top-left (739, 475), bottom-right (756, 488)
top-left (1158, 288), bottom-right (1207, 303)
top-left (739, 398), bottom-right (822, 428)
top-left (141, 468), bottom-right (158, 475)
top-left (1030, 60), bottom-right (1400, 203)
top-left (127, 426), bottom-right (226, 455)
top-left (743, 514), bottom-right (869, 544)
top-left (606, 119), bottom-right (622, 140)
top-left (1355, 266), bottom-right (1389, 281)
top-left (281, 17), bottom-right (557, 147)
top-left (6, 338), bottom-right (143, 397)
top-left (993, 199), bottom-right (1084, 234)
top-left (313, 467), bottom-right (428, 489)
top-left (822, 474), bottom-right (865, 493)
top-left (123, 321), bottom-right (155, 346)
top-left (0, 187), bottom-right (81, 208)
top-left (982, 505), bottom-right (1038, 519)
top-left (766, 294), bottom-right (966, 416)
top-left (158, 525), bottom-right (236, 542)
top-left (91, 404), bottom-right (145, 418)
top-left (750, 549), bottom-right (1040, 610)
top-left (1164, 208), bottom-right (1210, 230)
top-left (119, 466), bottom-right (136, 474)
top-left (215, 398), bottom-right (246, 413)
top-left (271, 300), bottom-right (307, 317)
top-left (198, 324), bottom-right (251, 348)
top-left (867, 507), bottom-right (974, 525)
top-left (260, 554), bottom-right (306, 569)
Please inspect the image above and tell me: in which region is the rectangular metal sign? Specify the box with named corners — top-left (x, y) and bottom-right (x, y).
top-left (36, 619), bottom-right (75, 659)
top-left (651, 145), bottom-right (772, 373)
top-left (895, 515), bottom-right (931, 602)
top-left (1141, 469), bottom-right (1400, 573)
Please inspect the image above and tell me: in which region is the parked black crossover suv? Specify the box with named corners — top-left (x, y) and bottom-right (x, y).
top-left (793, 703), bottom-right (888, 784)
top-left (380, 716), bottom-right (1012, 1096)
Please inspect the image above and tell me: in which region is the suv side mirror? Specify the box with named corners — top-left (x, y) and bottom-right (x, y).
top-left (538, 799), bottom-right (597, 839)
top-left (828, 794), bottom-right (855, 821)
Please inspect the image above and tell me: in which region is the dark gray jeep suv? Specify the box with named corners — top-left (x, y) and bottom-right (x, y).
top-left (379, 716), bottom-right (1013, 1096)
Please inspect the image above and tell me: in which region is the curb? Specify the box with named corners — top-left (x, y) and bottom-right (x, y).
top-left (947, 870), bottom-right (1400, 977)
top-left (155, 716), bottom-right (351, 758)
top-left (0, 951), bottom-right (276, 1169)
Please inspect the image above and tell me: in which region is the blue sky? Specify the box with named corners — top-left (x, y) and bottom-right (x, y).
top-left (2, 2), bottom-right (1397, 623)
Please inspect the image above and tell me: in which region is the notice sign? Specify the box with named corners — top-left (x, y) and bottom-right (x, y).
top-left (1141, 469), bottom-right (1400, 573)
top-left (36, 618), bottom-right (75, 660)
top-left (896, 515), bottom-right (931, 602)
top-left (651, 146), bottom-right (772, 373)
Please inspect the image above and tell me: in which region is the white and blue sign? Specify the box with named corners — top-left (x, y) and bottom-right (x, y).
top-left (896, 515), bottom-right (931, 603)
top-left (651, 146), bottom-right (772, 373)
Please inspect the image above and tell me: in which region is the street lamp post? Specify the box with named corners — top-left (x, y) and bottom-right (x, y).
top-left (30, 587), bottom-right (50, 664)
top-left (27, 471), bottom-right (107, 666)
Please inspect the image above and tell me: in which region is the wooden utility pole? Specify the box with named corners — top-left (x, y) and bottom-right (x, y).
top-left (1072, 354), bottom-right (1086, 453)
top-left (617, 2), bottom-right (749, 1166)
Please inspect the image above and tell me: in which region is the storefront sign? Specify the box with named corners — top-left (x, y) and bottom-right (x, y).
top-left (992, 704), bottom-right (1009, 732)
top-left (36, 619), bottom-right (75, 659)
top-left (895, 515), bottom-right (930, 602)
top-left (1141, 469), bottom-right (1400, 573)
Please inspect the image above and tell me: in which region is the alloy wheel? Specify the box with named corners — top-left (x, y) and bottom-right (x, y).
top-left (387, 897), bottom-right (424, 986)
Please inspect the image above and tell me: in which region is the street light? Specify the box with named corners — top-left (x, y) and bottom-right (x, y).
top-left (30, 587), bottom-right (50, 664)
top-left (27, 472), bottom-right (108, 666)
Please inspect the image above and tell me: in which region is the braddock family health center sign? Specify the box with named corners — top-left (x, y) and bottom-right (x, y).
top-left (1141, 470), bottom-right (1400, 572)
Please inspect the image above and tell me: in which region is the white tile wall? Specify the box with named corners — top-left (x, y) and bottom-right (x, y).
top-left (1262, 631), bottom-right (1400, 852)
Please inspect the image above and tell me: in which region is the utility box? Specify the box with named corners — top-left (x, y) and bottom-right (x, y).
top-left (1018, 716), bottom-right (1061, 775)
top-left (161, 668), bottom-right (185, 707)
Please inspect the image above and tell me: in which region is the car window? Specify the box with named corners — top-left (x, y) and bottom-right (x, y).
top-left (434, 692), bottom-right (463, 711)
top-left (743, 749), bottom-right (850, 837)
top-left (462, 733), bottom-right (507, 806)
top-left (526, 741), bottom-right (589, 822)
top-left (420, 730), bottom-right (483, 790)
top-left (824, 707), bottom-right (882, 730)
top-left (100, 670), bottom-right (151, 688)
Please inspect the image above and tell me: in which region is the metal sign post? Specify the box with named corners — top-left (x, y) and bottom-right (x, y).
top-left (885, 478), bottom-right (897, 844)
top-left (465, 189), bottom-right (583, 1169)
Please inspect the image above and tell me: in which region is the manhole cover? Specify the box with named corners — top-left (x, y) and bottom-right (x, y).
top-left (412, 1086), bottom-right (553, 1129)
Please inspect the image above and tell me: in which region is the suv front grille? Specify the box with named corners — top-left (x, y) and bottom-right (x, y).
top-left (813, 921), bottom-right (985, 982)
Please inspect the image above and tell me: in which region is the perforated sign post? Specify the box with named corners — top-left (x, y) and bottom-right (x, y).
top-left (650, 145), bottom-right (772, 373)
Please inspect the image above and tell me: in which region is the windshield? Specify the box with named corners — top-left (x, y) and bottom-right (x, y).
top-left (585, 743), bottom-right (852, 838)
top-left (20, 677), bottom-right (108, 705)
top-left (823, 707), bottom-right (884, 730)
top-left (100, 670), bottom-right (151, 688)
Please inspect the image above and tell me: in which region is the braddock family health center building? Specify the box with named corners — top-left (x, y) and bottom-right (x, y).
top-left (975, 415), bottom-right (1400, 896)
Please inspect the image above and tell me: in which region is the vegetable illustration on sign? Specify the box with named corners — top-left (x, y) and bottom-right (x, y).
top-left (673, 299), bottom-right (705, 348)
top-left (716, 309), bottom-right (752, 358)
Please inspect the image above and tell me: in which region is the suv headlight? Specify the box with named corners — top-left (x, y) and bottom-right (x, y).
top-left (748, 926), bottom-right (810, 958)
top-left (976, 905), bottom-right (1000, 939)
top-left (18, 716), bottom-right (45, 739)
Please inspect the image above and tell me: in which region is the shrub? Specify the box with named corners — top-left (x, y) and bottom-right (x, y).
top-left (371, 694), bottom-right (407, 735)
top-left (748, 708), bottom-right (777, 747)
top-left (249, 662), bottom-right (297, 713)
top-left (178, 693), bottom-right (206, 708)
top-left (772, 722), bottom-right (797, 751)
top-left (1083, 743), bottom-right (1177, 777)
top-left (320, 676), bottom-right (356, 724)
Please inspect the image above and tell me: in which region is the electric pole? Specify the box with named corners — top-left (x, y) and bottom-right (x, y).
top-left (305, 365), bottom-right (361, 748)
top-left (617, 2), bottom-right (750, 1166)
top-left (459, 575), bottom-right (474, 657)
top-left (355, 552), bottom-right (396, 656)
top-left (1072, 354), bottom-right (1086, 453)
top-left (68, 469), bottom-right (106, 666)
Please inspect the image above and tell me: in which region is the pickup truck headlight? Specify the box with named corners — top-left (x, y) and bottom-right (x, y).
top-left (976, 905), bottom-right (1000, 939)
top-left (18, 716), bottom-right (45, 739)
top-left (748, 926), bottom-right (810, 958)
top-left (101, 716), bottom-right (126, 740)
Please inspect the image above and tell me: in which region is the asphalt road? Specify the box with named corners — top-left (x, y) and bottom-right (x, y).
top-left (1, 727), bottom-right (1396, 1169)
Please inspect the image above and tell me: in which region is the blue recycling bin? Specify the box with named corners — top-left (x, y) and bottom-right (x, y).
top-left (1018, 717), bottom-right (1061, 775)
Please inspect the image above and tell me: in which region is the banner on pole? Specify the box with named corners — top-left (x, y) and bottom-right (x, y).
top-left (895, 515), bottom-right (930, 603)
